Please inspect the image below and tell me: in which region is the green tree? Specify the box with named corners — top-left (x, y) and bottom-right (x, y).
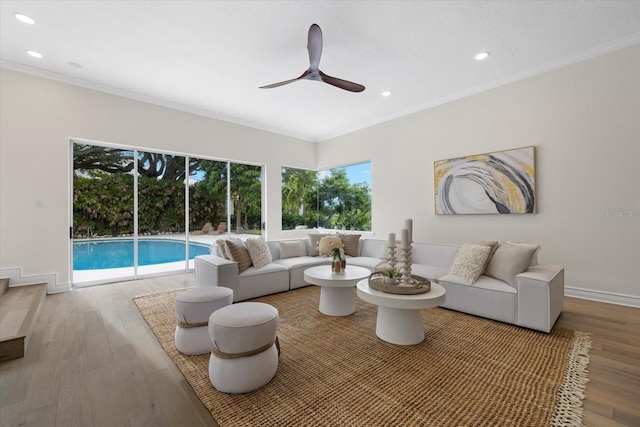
top-left (281, 166), bottom-right (371, 231)
top-left (74, 144), bottom-right (201, 181)
top-left (282, 168), bottom-right (317, 215)
top-left (230, 164), bottom-right (262, 232)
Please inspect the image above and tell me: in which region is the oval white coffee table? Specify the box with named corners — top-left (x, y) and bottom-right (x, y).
top-left (304, 265), bottom-right (371, 316)
top-left (356, 280), bottom-right (446, 345)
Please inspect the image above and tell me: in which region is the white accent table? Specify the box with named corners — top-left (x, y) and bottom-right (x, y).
top-left (303, 265), bottom-right (372, 316)
top-left (356, 280), bottom-right (446, 345)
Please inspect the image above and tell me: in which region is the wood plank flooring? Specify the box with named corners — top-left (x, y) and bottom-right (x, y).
top-left (0, 274), bottom-right (216, 427)
top-left (0, 274), bottom-right (638, 426)
top-left (556, 297), bottom-right (640, 427)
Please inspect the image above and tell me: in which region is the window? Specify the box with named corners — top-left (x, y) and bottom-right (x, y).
top-left (282, 162), bottom-right (371, 231)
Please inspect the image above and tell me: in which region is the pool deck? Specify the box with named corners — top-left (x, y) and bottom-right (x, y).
top-left (73, 232), bottom-right (257, 286)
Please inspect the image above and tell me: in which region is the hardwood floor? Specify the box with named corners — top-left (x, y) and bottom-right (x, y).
top-left (0, 274), bottom-right (638, 426)
top-left (0, 274), bottom-right (217, 427)
top-left (556, 297), bottom-right (640, 427)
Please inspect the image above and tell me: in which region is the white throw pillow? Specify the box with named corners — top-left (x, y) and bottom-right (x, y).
top-left (279, 240), bottom-right (304, 259)
top-left (245, 237), bottom-right (272, 269)
top-left (449, 243), bottom-right (492, 284)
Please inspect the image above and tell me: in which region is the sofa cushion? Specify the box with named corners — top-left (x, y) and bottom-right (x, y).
top-left (346, 256), bottom-right (379, 271)
top-left (411, 264), bottom-right (450, 281)
top-left (338, 233), bottom-right (361, 256)
top-left (307, 233), bottom-right (330, 257)
top-left (449, 243), bottom-right (492, 284)
top-left (245, 237), bottom-right (272, 269)
top-left (273, 256), bottom-right (330, 270)
top-left (238, 262), bottom-right (288, 277)
top-left (225, 239), bottom-right (252, 273)
top-left (279, 240), bottom-right (305, 259)
top-left (484, 242), bottom-right (537, 287)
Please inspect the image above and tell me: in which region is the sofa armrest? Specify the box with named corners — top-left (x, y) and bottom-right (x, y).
top-left (194, 254), bottom-right (239, 296)
top-left (515, 264), bottom-right (564, 333)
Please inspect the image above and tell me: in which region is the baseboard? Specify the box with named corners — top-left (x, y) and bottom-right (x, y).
top-left (0, 267), bottom-right (69, 294)
top-left (565, 286), bottom-right (640, 308)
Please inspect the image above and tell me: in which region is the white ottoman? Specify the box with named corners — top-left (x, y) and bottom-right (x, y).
top-left (208, 302), bottom-right (280, 394)
top-left (174, 287), bottom-right (233, 355)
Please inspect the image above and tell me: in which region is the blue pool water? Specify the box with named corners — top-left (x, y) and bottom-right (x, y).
top-left (73, 239), bottom-right (210, 270)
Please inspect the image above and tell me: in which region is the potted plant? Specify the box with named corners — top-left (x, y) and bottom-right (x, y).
top-left (383, 267), bottom-right (397, 285)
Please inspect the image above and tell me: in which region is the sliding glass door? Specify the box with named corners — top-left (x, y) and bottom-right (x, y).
top-left (72, 143), bottom-right (136, 283)
top-left (71, 140), bottom-right (264, 286)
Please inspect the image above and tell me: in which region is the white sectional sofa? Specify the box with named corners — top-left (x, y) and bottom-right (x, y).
top-left (195, 237), bottom-right (564, 333)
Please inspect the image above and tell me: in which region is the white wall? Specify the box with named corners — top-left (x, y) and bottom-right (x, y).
top-left (0, 69), bottom-right (315, 290)
top-left (2, 45), bottom-right (639, 305)
top-left (318, 45), bottom-right (640, 305)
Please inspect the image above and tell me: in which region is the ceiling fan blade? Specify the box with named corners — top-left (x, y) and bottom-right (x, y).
top-left (318, 71), bottom-right (365, 93)
top-left (307, 23), bottom-right (323, 71)
top-left (259, 70), bottom-right (310, 89)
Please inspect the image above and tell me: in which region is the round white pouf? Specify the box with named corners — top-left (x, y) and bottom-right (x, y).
top-left (208, 302), bottom-right (280, 394)
top-left (174, 287), bottom-right (233, 355)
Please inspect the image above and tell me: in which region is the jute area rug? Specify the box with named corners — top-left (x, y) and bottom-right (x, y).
top-left (133, 286), bottom-right (591, 427)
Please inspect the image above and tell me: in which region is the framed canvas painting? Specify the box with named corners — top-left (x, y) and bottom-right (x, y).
top-left (434, 146), bottom-right (536, 215)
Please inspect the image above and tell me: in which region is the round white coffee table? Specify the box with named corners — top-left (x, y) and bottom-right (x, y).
top-left (304, 265), bottom-right (371, 316)
top-left (356, 280), bottom-right (446, 345)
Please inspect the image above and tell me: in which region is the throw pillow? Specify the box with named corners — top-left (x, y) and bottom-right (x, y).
top-left (449, 243), bottom-right (492, 284)
top-left (216, 239), bottom-right (230, 259)
top-left (224, 239), bottom-right (252, 273)
top-left (337, 233), bottom-right (361, 257)
top-left (506, 241), bottom-right (541, 266)
top-left (279, 240), bottom-right (304, 259)
top-left (307, 233), bottom-right (330, 257)
top-left (484, 242), bottom-right (538, 287)
top-left (245, 237), bottom-right (272, 269)
top-left (317, 236), bottom-right (344, 256)
top-left (477, 240), bottom-right (499, 274)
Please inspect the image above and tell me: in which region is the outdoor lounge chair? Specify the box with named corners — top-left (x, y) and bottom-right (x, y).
top-left (210, 222), bottom-right (227, 235)
top-left (192, 222), bottom-right (212, 235)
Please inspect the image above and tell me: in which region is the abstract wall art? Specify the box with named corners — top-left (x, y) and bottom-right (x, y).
top-left (434, 146), bottom-right (536, 215)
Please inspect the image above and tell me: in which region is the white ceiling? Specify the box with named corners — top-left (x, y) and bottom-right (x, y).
top-left (2, 1), bottom-right (640, 142)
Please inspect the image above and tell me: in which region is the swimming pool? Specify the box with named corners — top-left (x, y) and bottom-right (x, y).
top-left (73, 238), bottom-right (211, 270)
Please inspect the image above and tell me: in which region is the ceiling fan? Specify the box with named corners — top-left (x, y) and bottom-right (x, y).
top-left (260, 24), bottom-right (365, 93)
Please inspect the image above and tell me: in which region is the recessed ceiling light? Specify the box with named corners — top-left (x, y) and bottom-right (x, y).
top-left (382, 91), bottom-right (391, 97)
top-left (26, 50), bottom-right (43, 59)
top-left (14, 12), bottom-right (35, 25)
top-left (475, 52), bottom-right (490, 61)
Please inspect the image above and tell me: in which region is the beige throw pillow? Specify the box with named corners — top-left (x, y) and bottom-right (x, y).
top-left (279, 241), bottom-right (304, 259)
top-left (484, 242), bottom-right (537, 287)
top-left (308, 233), bottom-right (330, 257)
top-left (449, 243), bottom-right (492, 284)
top-left (245, 237), bottom-right (272, 269)
top-left (224, 239), bottom-right (252, 273)
top-left (216, 239), bottom-right (230, 259)
top-left (338, 233), bottom-right (361, 257)
top-left (506, 241), bottom-right (541, 266)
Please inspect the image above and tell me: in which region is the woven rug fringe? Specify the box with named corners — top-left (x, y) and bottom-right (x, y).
top-left (551, 331), bottom-right (593, 427)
